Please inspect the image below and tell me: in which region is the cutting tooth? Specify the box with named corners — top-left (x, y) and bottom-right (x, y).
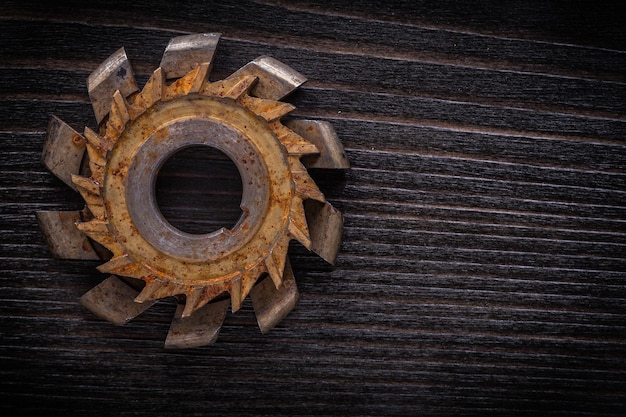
top-left (97, 254), bottom-right (133, 274)
top-left (238, 95), bottom-right (295, 121)
top-left (229, 275), bottom-right (243, 312)
top-left (96, 254), bottom-right (149, 279)
top-left (75, 219), bottom-right (108, 234)
top-left (74, 182), bottom-right (106, 220)
top-left (284, 119), bottom-right (350, 169)
top-left (83, 127), bottom-right (108, 183)
top-left (105, 90), bottom-right (131, 138)
top-left (288, 196), bottom-right (312, 249)
top-left (295, 177), bottom-right (325, 202)
top-left (87, 155), bottom-right (105, 184)
top-left (80, 276), bottom-right (156, 325)
top-left (165, 298), bottom-right (230, 349)
top-left (270, 121), bottom-right (319, 156)
top-left (182, 287), bottom-right (204, 318)
top-left (81, 200), bottom-right (104, 221)
top-left (71, 174), bottom-right (101, 195)
top-left (164, 62), bottom-right (210, 100)
top-left (179, 281), bottom-right (231, 317)
top-left (41, 116), bottom-right (86, 191)
top-left (87, 47), bottom-right (138, 124)
top-left (75, 219), bottom-right (123, 256)
top-left (264, 255), bottom-right (282, 289)
top-left (288, 225), bottom-right (311, 249)
top-left (289, 155), bottom-right (325, 202)
top-left (35, 210), bottom-right (100, 260)
top-left (151, 281), bottom-right (188, 301)
top-left (304, 200), bottom-right (344, 265)
top-left (265, 233), bottom-right (291, 288)
top-left (128, 68), bottom-right (165, 119)
top-left (288, 222), bottom-right (312, 250)
top-left (159, 32), bottom-right (221, 80)
top-left (240, 263), bottom-right (266, 304)
top-left (250, 258), bottom-right (299, 334)
top-left (187, 63), bottom-right (210, 93)
top-left (201, 74), bottom-right (257, 99)
top-left (231, 55), bottom-right (306, 100)
top-left (134, 278), bottom-right (187, 304)
top-left (134, 279), bottom-right (166, 303)
top-left (84, 127), bottom-right (111, 154)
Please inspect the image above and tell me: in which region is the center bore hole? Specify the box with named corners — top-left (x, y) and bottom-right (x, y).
top-left (155, 145), bottom-right (244, 235)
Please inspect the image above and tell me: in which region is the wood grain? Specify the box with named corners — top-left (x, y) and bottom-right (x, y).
top-left (1, 1), bottom-right (625, 416)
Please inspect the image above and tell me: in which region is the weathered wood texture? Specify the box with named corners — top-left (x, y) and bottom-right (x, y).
top-left (1, 1), bottom-right (625, 416)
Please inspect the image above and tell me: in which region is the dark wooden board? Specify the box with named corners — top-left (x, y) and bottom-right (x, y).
top-left (1, 1), bottom-right (625, 416)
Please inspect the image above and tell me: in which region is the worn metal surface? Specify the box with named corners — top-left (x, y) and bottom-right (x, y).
top-left (41, 116), bottom-right (86, 190)
top-left (304, 200), bottom-right (344, 265)
top-left (86, 47), bottom-right (138, 124)
top-left (232, 55), bottom-right (307, 100)
top-left (285, 119), bottom-right (350, 169)
top-left (79, 275), bottom-right (157, 325)
top-left (165, 298), bottom-right (230, 349)
top-left (159, 32), bottom-right (221, 79)
top-left (250, 258), bottom-right (299, 333)
top-left (35, 210), bottom-right (101, 260)
top-left (38, 33), bottom-right (348, 348)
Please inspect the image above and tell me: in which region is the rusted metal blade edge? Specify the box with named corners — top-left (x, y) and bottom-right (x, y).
top-left (232, 55), bottom-right (307, 101)
top-left (164, 298), bottom-right (230, 349)
top-left (284, 119), bottom-right (350, 169)
top-left (42, 116), bottom-right (86, 191)
top-left (79, 275), bottom-right (156, 325)
top-left (159, 32), bottom-right (221, 80)
top-left (87, 47), bottom-right (138, 124)
top-left (36, 210), bottom-right (100, 260)
top-left (304, 200), bottom-right (344, 265)
top-left (250, 258), bottom-right (299, 334)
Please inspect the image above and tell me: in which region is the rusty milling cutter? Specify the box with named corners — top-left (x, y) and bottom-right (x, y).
top-left (36, 33), bottom-right (349, 348)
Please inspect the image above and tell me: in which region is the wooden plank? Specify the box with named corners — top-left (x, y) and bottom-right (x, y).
top-left (0, 1), bottom-right (625, 416)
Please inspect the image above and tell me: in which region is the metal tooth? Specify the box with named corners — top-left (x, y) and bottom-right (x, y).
top-left (79, 275), bottom-right (157, 325)
top-left (232, 56), bottom-right (306, 100)
top-left (304, 200), bottom-right (344, 265)
top-left (250, 259), bottom-right (299, 334)
top-left (42, 116), bottom-right (86, 190)
top-left (285, 119), bottom-right (350, 169)
top-left (87, 47), bottom-right (138, 124)
top-left (165, 298), bottom-right (230, 349)
top-left (35, 210), bottom-right (100, 260)
top-left (159, 32), bottom-right (221, 80)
